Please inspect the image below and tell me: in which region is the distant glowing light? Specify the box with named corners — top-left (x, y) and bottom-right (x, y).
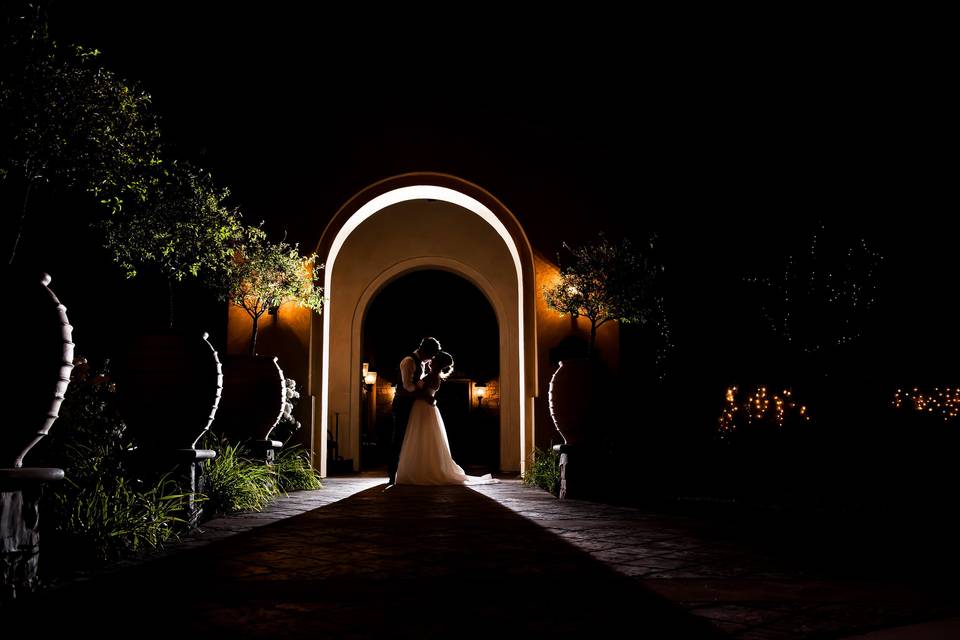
top-left (893, 387), bottom-right (959, 422)
top-left (719, 384), bottom-right (811, 438)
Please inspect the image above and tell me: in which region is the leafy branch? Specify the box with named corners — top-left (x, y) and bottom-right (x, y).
top-left (222, 226), bottom-right (324, 355)
top-left (543, 233), bottom-right (666, 359)
top-left (1, 5), bottom-right (161, 264)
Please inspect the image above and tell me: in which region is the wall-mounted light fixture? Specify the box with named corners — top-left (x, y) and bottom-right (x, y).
top-left (475, 383), bottom-right (487, 407)
top-left (364, 370), bottom-right (378, 386)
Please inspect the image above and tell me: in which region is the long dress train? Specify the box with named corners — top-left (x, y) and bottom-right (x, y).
top-left (396, 389), bottom-right (498, 486)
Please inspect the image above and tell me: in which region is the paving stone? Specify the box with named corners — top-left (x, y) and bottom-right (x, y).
top-left (472, 483), bottom-right (960, 638)
top-left (691, 603), bottom-right (796, 626)
top-left (4, 478), bottom-right (958, 637)
top-left (2, 481), bottom-right (724, 637)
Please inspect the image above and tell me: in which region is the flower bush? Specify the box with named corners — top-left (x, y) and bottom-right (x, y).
top-left (269, 377), bottom-right (302, 445)
top-left (37, 358), bottom-right (190, 568)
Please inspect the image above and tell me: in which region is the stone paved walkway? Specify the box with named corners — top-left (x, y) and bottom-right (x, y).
top-left (5, 478), bottom-right (958, 638)
top-left (155, 477), bottom-right (384, 556)
top-left (31, 476), bottom-right (385, 590)
top-left (470, 482), bottom-right (960, 638)
top-left (5, 478), bottom-right (721, 638)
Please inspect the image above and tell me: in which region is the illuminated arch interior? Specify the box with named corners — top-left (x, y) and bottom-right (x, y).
top-left (321, 186), bottom-right (526, 473)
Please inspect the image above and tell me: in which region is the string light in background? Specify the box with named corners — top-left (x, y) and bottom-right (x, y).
top-left (893, 387), bottom-right (959, 422)
top-left (719, 384), bottom-right (810, 438)
top-left (743, 224), bottom-right (883, 354)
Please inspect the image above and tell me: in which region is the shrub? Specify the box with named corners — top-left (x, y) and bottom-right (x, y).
top-left (203, 442), bottom-right (280, 513)
top-left (49, 475), bottom-right (188, 564)
top-left (275, 446), bottom-right (322, 492)
top-left (523, 447), bottom-right (561, 496)
top-left (39, 358), bottom-right (190, 567)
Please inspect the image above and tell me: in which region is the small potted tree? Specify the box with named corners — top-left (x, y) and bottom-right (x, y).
top-left (98, 161), bottom-right (245, 523)
top-left (99, 161), bottom-right (244, 450)
top-left (2, 2), bottom-right (159, 468)
top-left (214, 226), bottom-right (323, 462)
top-left (543, 233), bottom-right (665, 498)
top-left (1, 6), bottom-right (160, 595)
top-left (543, 233), bottom-right (664, 445)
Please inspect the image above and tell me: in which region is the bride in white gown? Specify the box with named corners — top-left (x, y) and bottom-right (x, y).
top-left (395, 351), bottom-right (498, 485)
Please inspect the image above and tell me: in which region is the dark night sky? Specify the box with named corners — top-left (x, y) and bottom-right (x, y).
top-left (19, 4), bottom-right (958, 388)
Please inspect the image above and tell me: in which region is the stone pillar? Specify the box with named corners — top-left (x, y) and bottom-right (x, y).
top-left (0, 468), bottom-right (64, 601)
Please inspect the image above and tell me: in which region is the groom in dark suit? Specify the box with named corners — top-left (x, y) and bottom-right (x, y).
top-left (388, 336), bottom-right (441, 485)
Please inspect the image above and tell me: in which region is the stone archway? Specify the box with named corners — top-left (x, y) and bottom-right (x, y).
top-left (311, 175), bottom-right (538, 477)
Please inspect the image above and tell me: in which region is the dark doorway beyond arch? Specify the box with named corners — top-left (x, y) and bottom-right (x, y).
top-left (361, 270), bottom-right (500, 473)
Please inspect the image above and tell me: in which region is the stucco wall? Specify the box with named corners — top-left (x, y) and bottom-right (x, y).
top-left (319, 198), bottom-right (524, 472)
top-left (533, 249), bottom-right (619, 448)
top-left (226, 285), bottom-right (316, 452)
top-left (226, 176), bottom-right (617, 476)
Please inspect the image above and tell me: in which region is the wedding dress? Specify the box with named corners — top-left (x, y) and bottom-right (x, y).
top-left (395, 375), bottom-right (498, 486)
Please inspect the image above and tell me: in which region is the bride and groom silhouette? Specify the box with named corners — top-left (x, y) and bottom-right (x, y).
top-left (387, 337), bottom-right (497, 487)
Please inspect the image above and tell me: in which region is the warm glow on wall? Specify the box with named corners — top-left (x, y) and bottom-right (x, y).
top-left (539, 268), bottom-right (567, 317)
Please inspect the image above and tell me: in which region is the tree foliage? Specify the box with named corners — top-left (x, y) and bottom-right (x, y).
top-left (1, 3), bottom-right (162, 263)
top-left (543, 233), bottom-right (666, 358)
top-left (1, 5), bottom-right (247, 325)
top-left (98, 161), bottom-right (243, 282)
top-left (97, 161), bottom-right (246, 329)
top-left (222, 226), bottom-right (324, 354)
